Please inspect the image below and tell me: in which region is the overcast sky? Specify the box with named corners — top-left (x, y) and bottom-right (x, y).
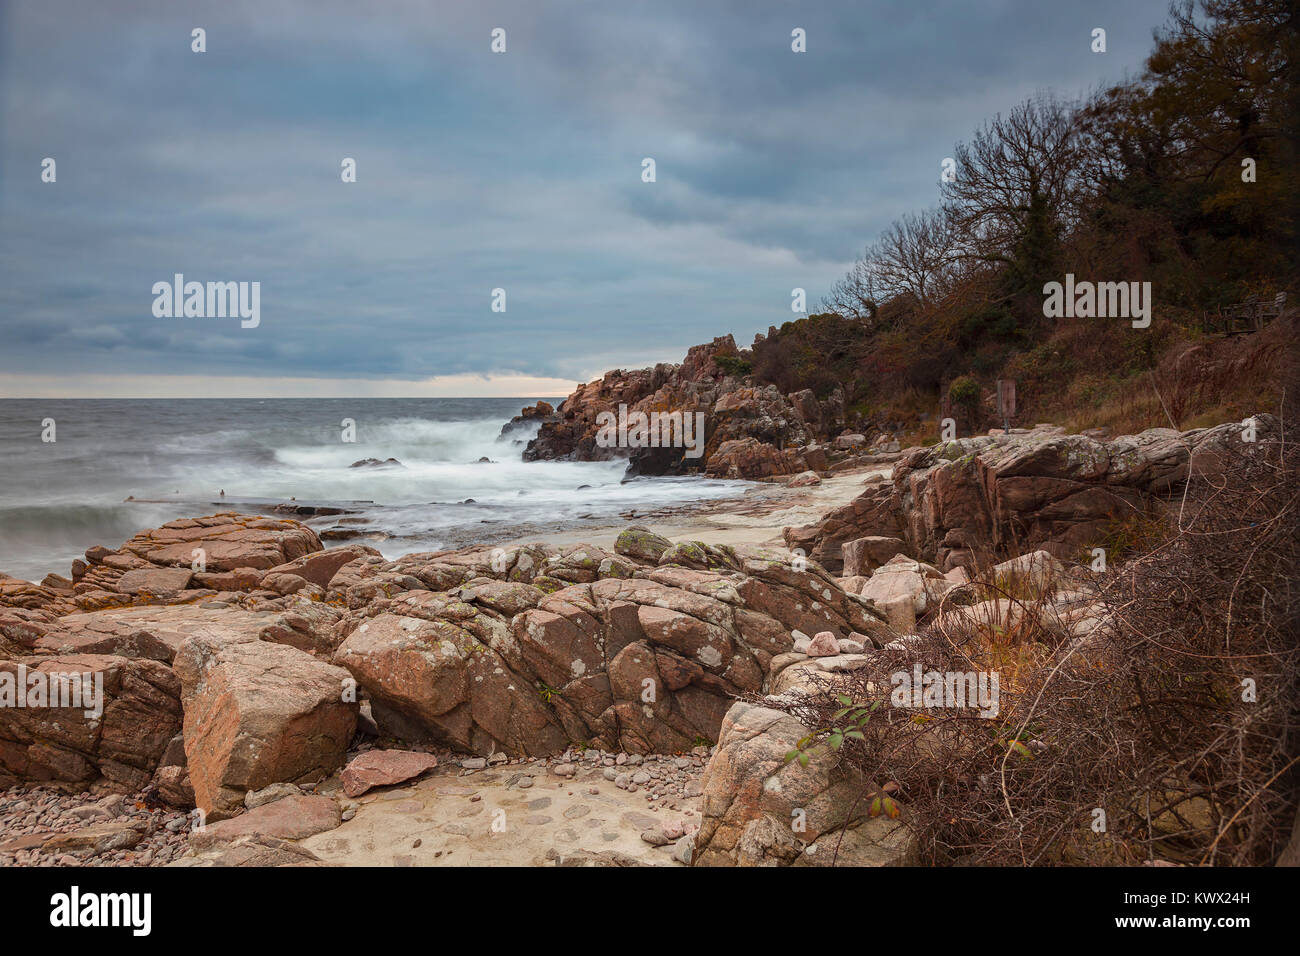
top-left (0, 0), bottom-right (1171, 397)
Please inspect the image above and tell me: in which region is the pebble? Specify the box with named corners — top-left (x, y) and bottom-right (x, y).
top-left (0, 783), bottom-right (191, 869)
top-left (0, 742), bottom-right (713, 868)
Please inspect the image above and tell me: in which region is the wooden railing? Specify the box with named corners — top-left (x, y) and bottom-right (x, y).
top-left (1215, 291), bottom-right (1288, 335)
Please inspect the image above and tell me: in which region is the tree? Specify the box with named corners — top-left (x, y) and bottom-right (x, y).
top-left (872, 208), bottom-right (959, 309)
top-left (823, 207), bottom-right (957, 322)
top-left (941, 95), bottom-right (1085, 298)
top-left (1076, 0), bottom-right (1297, 296)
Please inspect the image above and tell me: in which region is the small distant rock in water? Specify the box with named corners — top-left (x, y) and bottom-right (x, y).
top-left (462, 498), bottom-right (476, 504)
top-left (576, 484), bottom-right (591, 490)
top-left (349, 457), bottom-right (403, 469)
top-left (270, 503), bottom-right (355, 517)
top-left (475, 457), bottom-right (496, 464)
top-left (320, 526), bottom-right (388, 541)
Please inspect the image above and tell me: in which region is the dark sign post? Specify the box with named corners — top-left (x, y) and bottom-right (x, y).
top-left (996, 379), bottom-right (1016, 434)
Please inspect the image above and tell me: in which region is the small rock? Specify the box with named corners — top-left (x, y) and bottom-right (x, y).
top-left (244, 782), bottom-right (303, 810)
top-left (640, 828), bottom-right (672, 847)
top-left (806, 631), bottom-right (841, 657)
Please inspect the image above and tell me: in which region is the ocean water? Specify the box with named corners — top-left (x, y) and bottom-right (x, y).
top-left (0, 398), bottom-right (748, 582)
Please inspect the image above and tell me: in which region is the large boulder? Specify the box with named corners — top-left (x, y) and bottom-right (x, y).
top-left (704, 438), bottom-right (807, 480)
top-left (693, 699), bottom-right (915, 867)
top-left (172, 634), bottom-right (357, 818)
top-left (333, 588), bottom-right (567, 756)
top-left (842, 536), bottom-right (908, 577)
top-left (853, 556), bottom-right (955, 633)
top-left (259, 545), bottom-right (380, 590)
top-left (614, 527), bottom-right (673, 564)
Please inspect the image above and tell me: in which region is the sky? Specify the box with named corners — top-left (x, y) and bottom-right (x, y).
top-left (0, 0), bottom-right (1173, 398)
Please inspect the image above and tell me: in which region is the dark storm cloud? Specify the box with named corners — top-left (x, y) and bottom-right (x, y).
top-left (0, 0), bottom-right (1170, 392)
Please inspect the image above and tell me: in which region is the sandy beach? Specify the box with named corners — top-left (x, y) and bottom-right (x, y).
top-left (496, 464), bottom-right (892, 553)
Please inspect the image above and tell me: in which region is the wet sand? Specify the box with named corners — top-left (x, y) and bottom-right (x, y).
top-left (494, 465), bottom-right (891, 553)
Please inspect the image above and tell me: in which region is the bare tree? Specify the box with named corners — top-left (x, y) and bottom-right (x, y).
top-left (824, 207), bottom-right (957, 321)
top-left (941, 95), bottom-right (1086, 277)
top-left (823, 251), bottom-right (882, 324)
top-left (872, 207), bottom-right (958, 308)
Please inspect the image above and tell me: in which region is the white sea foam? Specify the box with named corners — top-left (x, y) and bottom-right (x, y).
top-left (0, 398), bottom-right (748, 581)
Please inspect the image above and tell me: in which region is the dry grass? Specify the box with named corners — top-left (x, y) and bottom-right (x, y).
top-left (771, 425), bottom-right (1300, 865)
top-left (1060, 312), bottom-right (1292, 435)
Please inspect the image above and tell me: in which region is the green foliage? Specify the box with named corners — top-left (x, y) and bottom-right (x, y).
top-left (948, 375), bottom-right (980, 407)
top-left (714, 354), bottom-right (752, 377)
top-left (785, 694), bottom-right (881, 767)
top-left (784, 695), bottom-right (902, 819)
top-left (752, 312), bottom-right (872, 400)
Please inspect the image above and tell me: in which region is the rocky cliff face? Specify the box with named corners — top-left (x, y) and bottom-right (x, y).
top-left (520, 335), bottom-right (839, 479)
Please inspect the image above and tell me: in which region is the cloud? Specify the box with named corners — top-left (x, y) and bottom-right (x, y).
top-left (0, 0), bottom-right (1171, 395)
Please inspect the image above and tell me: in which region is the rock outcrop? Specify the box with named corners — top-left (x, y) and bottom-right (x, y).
top-left (786, 417), bottom-right (1275, 572)
top-left (0, 654), bottom-right (182, 790)
top-left (1, 508), bottom-right (911, 821)
top-left (521, 336), bottom-right (843, 480)
top-left (330, 538), bottom-right (894, 756)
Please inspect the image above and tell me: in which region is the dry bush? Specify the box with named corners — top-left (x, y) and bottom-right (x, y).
top-left (1061, 310), bottom-right (1293, 435)
top-left (771, 427), bottom-right (1299, 865)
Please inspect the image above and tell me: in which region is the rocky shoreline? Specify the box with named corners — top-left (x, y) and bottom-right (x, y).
top-left (0, 413), bottom-right (1275, 866)
top-left (509, 334), bottom-right (901, 481)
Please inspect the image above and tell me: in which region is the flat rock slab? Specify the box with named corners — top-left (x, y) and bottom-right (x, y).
top-left (35, 604), bottom-right (277, 662)
top-left (42, 820), bottom-right (146, 854)
top-left (190, 794), bottom-right (341, 849)
top-left (115, 566), bottom-right (194, 596)
top-left (301, 761), bottom-right (701, 867)
top-left (0, 831), bottom-right (56, 853)
top-left (171, 835), bottom-right (327, 868)
top-left (342, 750), bottom-right (439, 797)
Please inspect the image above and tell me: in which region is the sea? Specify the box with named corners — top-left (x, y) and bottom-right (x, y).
top-left (0, 398), bottom-right (749, 582)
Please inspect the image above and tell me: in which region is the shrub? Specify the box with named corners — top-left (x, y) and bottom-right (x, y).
top-left (769, 428), bottom-right (1300, 865)
top-left (714, 354), bottom-right (752, 377)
